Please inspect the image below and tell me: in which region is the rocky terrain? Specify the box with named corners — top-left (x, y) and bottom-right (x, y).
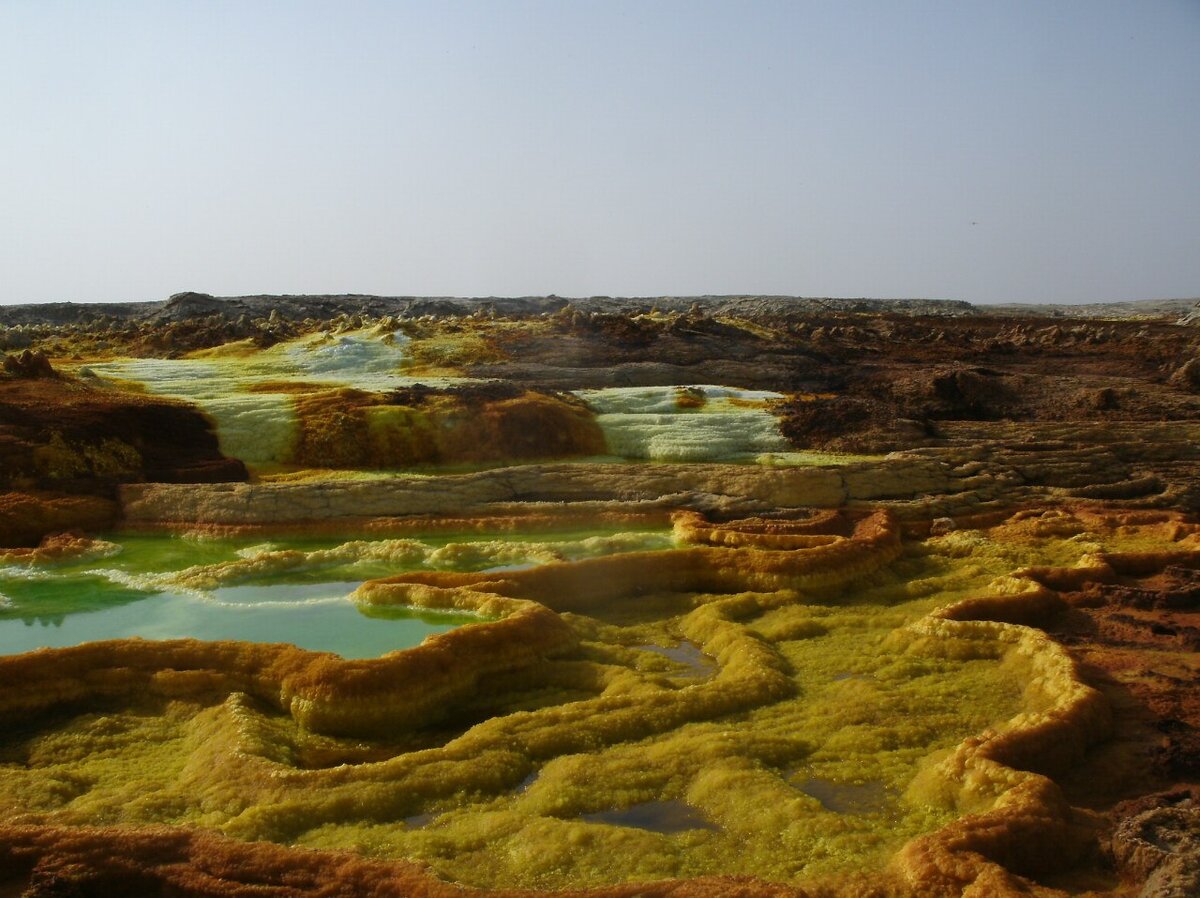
top-left (0, 294), bottom-right (1198, 898)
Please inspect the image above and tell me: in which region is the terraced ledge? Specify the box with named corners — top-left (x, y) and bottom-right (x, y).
top-left (119, 458), bottom-right (952, 525)
top-left (3, 508), bottom-right (1192, 895)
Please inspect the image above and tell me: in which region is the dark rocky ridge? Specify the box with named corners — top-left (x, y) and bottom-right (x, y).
top-left (3, 291), bottom-right (1198, 327)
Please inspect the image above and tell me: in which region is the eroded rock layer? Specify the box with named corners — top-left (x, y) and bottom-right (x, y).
top-left (2, 295), bottom-right (1200, 897)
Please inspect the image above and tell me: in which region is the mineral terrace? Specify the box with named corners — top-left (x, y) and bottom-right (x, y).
top-left (0, 292), bottom-right (1198, 898)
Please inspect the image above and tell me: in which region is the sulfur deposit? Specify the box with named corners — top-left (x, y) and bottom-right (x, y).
top-left (2, 294), bottom-right (1200, 897)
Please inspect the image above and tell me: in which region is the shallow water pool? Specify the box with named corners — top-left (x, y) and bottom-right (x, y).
top-left (0, 527), bottom-right (671, 659)
top-left (0, 575), bottom-right (466, 658)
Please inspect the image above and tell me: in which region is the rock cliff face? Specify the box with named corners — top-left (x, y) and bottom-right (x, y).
top-left (1, 294), bottom-right (1199, 897)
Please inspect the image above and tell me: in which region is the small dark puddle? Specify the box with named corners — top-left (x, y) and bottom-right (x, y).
top-left (636, 641), bottom-right (717, 678)
top-left (581, 800), bottom-right (719, 833)
top-left (796, 777), bottom-right (890, 815)
top-left (513, 769), bottom-right (539, 793)
top-left (403, 810), bottom-right (436, 828)
top-left (408, 768), bottom-right (541, 829)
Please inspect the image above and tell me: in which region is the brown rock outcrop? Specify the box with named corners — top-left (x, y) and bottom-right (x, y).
top-left (0, 372), bottom-right (246, 545)
top-left (0, 491), bottom-right (116, 548)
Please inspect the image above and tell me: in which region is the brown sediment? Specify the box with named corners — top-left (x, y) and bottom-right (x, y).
top-left (0, 823), bottom-right (857, 898)
top-left (0, 492), bottom-right (117, 549)
top-left (119, 508), bottom-right (676, 540)
top-left (285, 387), bottom-right (607, 469)
top-left (291, 388), bottom-right (377, 468)
top-left (0, 532), bottom-right (118, 566)
top-left (675, 387), bottom-right (708, 410)
top-left (433, 391), bottom-right (607, 462)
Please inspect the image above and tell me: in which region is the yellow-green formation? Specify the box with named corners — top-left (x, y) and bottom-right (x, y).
top-left (79, 332), bottom-right (855, 469)
top-left (2, 503), bottom-right (1189, 895)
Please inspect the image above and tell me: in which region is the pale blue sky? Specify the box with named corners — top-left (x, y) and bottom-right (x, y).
top-left (2, 1), bottom-right (1197, 304)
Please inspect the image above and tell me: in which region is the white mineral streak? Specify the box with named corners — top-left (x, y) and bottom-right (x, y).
top-left (283, 331), bottom-right (412, 378)
top-left (86, 350), bottom-right (801, 466)
top-left (79, 331), bottom-right (466, 465)
top-left (575, 386), bottom-right (791, 461)
top-left (196, 395), bottom-right (297, 464)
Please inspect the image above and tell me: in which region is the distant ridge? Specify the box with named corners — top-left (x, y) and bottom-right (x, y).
top-left (1, 292), bottom-right (1197, 326)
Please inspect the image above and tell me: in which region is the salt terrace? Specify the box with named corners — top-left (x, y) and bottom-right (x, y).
top-left (0, 293), bottom-right (1198, 897)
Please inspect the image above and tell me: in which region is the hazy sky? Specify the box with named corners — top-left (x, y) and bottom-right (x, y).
top-left (2, 1), bottom-right (1198, 305)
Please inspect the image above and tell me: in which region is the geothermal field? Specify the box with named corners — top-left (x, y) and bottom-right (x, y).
top-left (1, 292), bottom-right (1199, 897)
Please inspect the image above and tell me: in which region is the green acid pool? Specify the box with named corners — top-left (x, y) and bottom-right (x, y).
top-left (0, 528), bottom-right (672, 658)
